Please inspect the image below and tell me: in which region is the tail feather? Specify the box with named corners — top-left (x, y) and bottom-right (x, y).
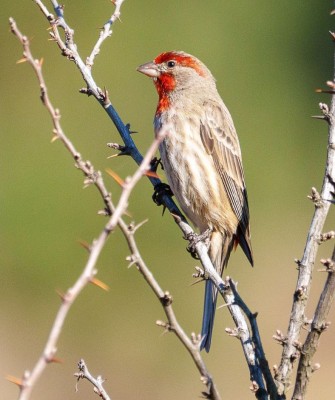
top-left (200, 232), bottom-right (234, 352)
top-left (237, 225), bottom-right (254, 266)
top-left (200, 279), bottom-right (217, 352)
top-left (200, 226), bottom-right (253, 352)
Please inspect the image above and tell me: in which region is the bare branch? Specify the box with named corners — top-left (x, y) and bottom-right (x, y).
top-left (30, 2), bottom-right (268, 393)
top-left (86, 0), bottom-right (125, 68)
top-left (11, 1), bottom-right (273, 396)
top-left (8, 17), bottom-right (108, 400)
top-left (74, 359), bottom-right (111, 400)
top-left (275, 32), bottom-right (335, 397)
top-left (292, 249), bottom-right (335, 399)
top-left (9, 16), bottom-right (222, 400)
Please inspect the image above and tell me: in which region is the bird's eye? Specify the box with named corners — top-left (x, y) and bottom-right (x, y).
top-left (167, 60), bottom-right (176, 68)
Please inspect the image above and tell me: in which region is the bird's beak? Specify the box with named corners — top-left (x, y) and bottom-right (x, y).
top-left (137, 61), bottom-right (160, 78)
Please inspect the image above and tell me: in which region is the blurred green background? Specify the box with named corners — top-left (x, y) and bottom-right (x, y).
top-left (1, 1), bottom-right (335, 399)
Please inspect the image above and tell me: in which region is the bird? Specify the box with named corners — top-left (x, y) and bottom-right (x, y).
top-left (137, 51), bottom-right (253, 351)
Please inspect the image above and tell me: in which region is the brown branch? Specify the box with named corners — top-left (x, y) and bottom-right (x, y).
top-left (29, 2), bottom-right (269, 396)
top-left (9, 16), bottom-right (222, 400)
top-left (10, 0), bottom-right (276, 396)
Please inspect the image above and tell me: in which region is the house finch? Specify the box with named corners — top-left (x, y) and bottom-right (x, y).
top-left (137, 51), bottom-right (253, 351)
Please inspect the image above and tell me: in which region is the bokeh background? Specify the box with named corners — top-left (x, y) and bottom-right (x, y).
top-left (2, 1), bottom-right (335, 399)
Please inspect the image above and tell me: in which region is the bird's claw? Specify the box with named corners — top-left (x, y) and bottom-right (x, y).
top-left (150, 157), bottom-right (164, 172)
top-left (152, 183), bottom-right (173, 206)
top-left (186, 229), bottom-right (212, 259)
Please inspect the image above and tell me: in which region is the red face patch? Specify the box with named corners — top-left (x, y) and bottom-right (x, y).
top-left (154, 51), bottom-right (206, 77)
top-left (153, 52), bottom-right (206, 113)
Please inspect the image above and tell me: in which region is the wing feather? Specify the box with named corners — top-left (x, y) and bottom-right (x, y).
top-left (200, 101), bottom-right (253, 265)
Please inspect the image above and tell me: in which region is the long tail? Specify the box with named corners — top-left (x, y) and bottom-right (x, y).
top-left (200, 232), bottom-right (234, 352)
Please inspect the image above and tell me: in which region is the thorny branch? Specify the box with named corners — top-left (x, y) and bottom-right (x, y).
top-left (18, 2), bottom-right (335, 399)
top-left (9, 16), bottom-right (222, 400)
top-left (74, 359), bottom-right (111, 400)
top-left (274, 21), bottom-right (335, 398)
top-left (24, 0), bottom-right (272, 397)
top-left (292, 248), bottom-right (335, 400)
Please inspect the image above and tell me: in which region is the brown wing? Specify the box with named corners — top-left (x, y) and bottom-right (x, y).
top-left (200, 101), bottom-right (253, 265)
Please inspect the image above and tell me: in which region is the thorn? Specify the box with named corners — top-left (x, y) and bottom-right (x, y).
top-left (132, 219), bottom-right (149, 233)
top-left (315, 88), bottom-right (335, 94)
top-left (217, 302), bottom-right (232, 309)
top-left (16, 57), bottom-right (27, 64)
top-left (330, 31), bottom-right (335, 41)
top-left (55, 289), bottom-right (66, 301)
top-left (311, 115), bottom-right (326, 120)
top-left (144, 170), bottom-right (160, 179)
top-left (107, 153), bottom-right (119, 159)
top-left (39, 57), bottom-right (44, 66)
top-left (97, 208), bottom-right (110, 216)
top-left (6, 375), bottom-right (23, 387)
top-left (102, 87), bottom-right (110, 105)
top-left (126, 254), bottom-right (138, 268)
top-left (123, 209), bottom-right (132, 218)
top-left (51, 133), bottom-right (59, 143)
top-left (49, 356), bottom-right (63, 364)
top-left (170, 212), bottom-right (182, 223)
top-left (90, 277), bottom-right (110, 291)
top-left (77, 239), bottom-right (91, 252)
top-left (107, 142), bottom-right (129, 157)
top-left (105, 168), bottom-right (124, 186)
top-left (190, 278), bottom-right (206, 287)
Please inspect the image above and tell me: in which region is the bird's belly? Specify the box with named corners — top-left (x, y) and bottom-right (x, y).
top-left (159, 136), bottom-right (237, 233)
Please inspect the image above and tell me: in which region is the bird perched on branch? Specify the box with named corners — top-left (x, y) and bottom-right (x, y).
top-left (137, 51), bottom-right (253, 351)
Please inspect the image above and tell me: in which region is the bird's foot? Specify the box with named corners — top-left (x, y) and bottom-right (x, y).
top-left (186, 229), bottom-right (212, 259)
top-left (152, 183), bottom-right (173, 206)
top-left (150, 157), bottom-right (164, 172)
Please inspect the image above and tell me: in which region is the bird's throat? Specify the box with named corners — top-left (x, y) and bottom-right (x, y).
top-left (155, 74), bottom-right (176, 113)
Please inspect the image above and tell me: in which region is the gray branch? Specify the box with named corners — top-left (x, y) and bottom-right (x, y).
top-left (275, 27), bottom-right (335, 397)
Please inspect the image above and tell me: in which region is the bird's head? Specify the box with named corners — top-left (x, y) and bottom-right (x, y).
top-left (137, 51), bottom-right (215, 112)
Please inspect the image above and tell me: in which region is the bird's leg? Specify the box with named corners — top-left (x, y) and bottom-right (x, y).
top-left (150, 156), bottom-right (164, 172)
top-left (186, 228), bottom-right (212, 259)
